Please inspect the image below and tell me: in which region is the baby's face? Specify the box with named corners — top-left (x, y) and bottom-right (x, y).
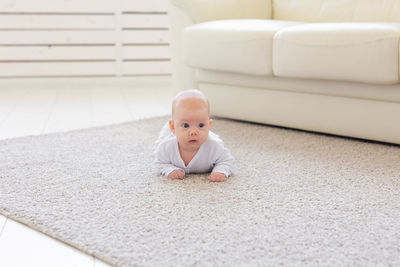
top-left (170, 98), bottom-right (211, 151)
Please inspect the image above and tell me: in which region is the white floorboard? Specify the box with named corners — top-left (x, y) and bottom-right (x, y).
top-left (44, 87), bottom-right (92, 134)
top-left (0, 219), bottom-right (94, 267)
top-left (0, 88), bottom-right (27, 126)
top-left (0, 88), bottom-right (60, 139)
top-left (0, 215), bottom-right (6, 237)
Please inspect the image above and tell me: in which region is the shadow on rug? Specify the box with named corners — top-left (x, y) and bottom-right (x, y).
top-left (1, 116), bottom-right (400, 266)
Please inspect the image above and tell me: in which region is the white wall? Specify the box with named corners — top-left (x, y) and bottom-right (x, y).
top-left (0, 0), bottom-right (171, 78)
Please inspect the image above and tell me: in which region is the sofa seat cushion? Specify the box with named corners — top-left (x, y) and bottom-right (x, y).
top-left (273, 23), bottom-right (400, 84)
top-left (183, 19), bottom-right (302, 76)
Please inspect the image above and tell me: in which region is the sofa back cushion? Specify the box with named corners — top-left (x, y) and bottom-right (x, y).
top-left (273, 0), bottom-right (400, 22)
top-left (172, 0), bottom-right (272, 23)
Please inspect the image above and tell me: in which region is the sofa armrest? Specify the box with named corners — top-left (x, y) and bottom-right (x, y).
top-left (170, 0), bottom-right (272, 23)
top-left (168, 3), bottom-right (197, 93)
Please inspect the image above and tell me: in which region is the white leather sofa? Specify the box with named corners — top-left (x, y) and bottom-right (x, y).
top-left (168, 0), bottom-right (400, 144)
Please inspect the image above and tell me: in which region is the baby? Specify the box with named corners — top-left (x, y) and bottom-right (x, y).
top-left (154, 89), bottom-right (234, 182)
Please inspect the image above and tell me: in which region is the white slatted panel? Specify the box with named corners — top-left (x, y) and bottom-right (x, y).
top-left (0, 31), bottom-right (116, 45)
top-left (123, 46), bottom-right (170, 59)
top-left (0, 0), bottom-right (115, 13)
top-left (0, 46), bottom-right (116, 60)
top-left (122, 14), bottom-right (169, 29)
top-left (122, 0), bottom-right (168, 12)
top-left (122, 31), bottom-right (169, 44)
top-left (122, 61), bottom-right (171, 76)
top-left (0, 0), bottom-right (171, 78)
top-left (0, 15), bottom-right (115, 29)
top-left (0, 62), bottom-right (116, 77)
top-left (120, 0), bottom-right (170, 76)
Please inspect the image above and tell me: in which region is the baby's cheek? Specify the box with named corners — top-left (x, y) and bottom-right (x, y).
top-left (176, 133), bottom-right (186, 142)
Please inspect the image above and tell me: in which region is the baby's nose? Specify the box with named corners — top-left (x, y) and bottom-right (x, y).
top-left (189, 129), bottom-right (198, 136)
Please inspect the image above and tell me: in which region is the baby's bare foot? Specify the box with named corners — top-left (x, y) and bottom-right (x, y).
top-left (208, 172), bottom-right (227, 182)
top-left (168, 169), bottom-right (185, 180)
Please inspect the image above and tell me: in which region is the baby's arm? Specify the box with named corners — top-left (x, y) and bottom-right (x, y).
top-left (155, 144), bottom-right (185, 179)
top-left (155, 160), bottom-right (185, 179)
top-left (209, 146), bottom-right (235, 182)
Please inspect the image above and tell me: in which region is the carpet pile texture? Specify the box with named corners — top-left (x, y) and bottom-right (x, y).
top-left (0, 116), bottom-right (400, 266)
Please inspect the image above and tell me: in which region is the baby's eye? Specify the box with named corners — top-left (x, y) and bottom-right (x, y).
top-left (198, 123), bottom-right (205, 128)
top-left (183, 123), bottom-right (189, 128)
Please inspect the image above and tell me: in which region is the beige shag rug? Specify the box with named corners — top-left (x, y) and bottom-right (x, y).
top-left (0, 116), bottom-right (400, 266)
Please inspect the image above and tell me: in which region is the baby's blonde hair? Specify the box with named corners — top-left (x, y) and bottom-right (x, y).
top-left (172, 89), bottom-right (210, 118)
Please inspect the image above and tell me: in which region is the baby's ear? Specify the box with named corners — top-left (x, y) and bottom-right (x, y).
top-left (169, 119), bottom-right (175, 132)
top-left (209, 119), bottom-right (213, 127)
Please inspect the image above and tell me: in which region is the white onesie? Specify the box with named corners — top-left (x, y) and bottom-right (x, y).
top-left (154, 123), bottom-right (235, 177)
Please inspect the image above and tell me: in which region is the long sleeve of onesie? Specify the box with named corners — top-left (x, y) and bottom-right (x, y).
top-left (154, 123), bottom-right (183, 176)
top-left (155, 142), bottom-right (183, 176)
top-left (211, 145), bottom-right (235, 178)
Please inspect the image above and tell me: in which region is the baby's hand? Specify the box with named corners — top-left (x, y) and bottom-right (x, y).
top-left (168, 169), bottom-right (185, 180)
top-left (208, 172), bottom-right (227, 182)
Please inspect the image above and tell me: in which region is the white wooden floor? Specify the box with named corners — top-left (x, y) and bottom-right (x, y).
top-left (0, 77), bottom-right (174, 267)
